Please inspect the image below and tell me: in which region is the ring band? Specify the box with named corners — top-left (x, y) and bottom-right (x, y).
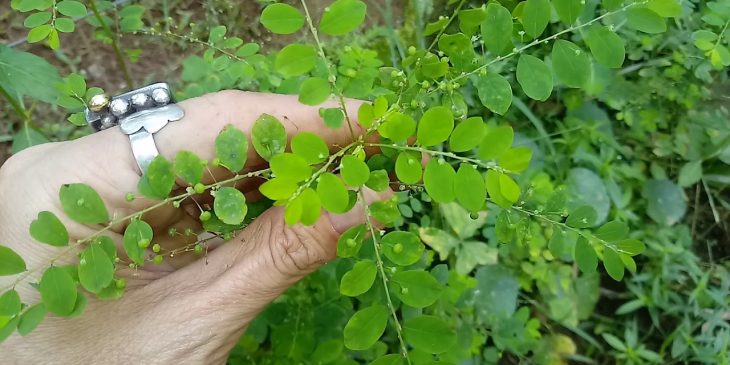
top-left (84, 83), bottom-right (185, 174)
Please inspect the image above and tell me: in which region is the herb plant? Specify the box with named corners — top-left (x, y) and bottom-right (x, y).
top-left (1, 0), bottom-right (728, 364)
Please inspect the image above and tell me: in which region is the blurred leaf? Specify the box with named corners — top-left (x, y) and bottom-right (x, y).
top-left (343, 305), bottom-right (388, 350)
top-left (403, 315), bottom-right (456, 354)
top-left (260, 3), bottom-right (305, 34)
top-left (643, 179), bottom-right (686, 226)
top-left (0, 45), bottom-right (61, 103)
top-left (0, 245), bottom-right (26, 276)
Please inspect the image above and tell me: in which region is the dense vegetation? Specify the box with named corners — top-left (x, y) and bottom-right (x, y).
top-left (0, 0), bottom-right (728, 364)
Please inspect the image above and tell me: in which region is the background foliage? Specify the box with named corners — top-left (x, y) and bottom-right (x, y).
top-left (0, 0), bottom-right (728, 364)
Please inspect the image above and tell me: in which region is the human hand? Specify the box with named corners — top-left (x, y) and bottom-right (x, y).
top-left (0, 90), bottom-right (388, 364)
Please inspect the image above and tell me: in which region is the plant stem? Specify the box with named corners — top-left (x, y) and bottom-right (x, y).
top-left (450, 1), bottom-right (644, 84)
top-left (508, 204), bottom-right (623, 253)
top-left (88, 0), bottom-right (134, 88)
top-left (364, 142), bottom-right (510, 174)
top-left (1, 168), bottom-right (270, 293)
top-left (426, 0), bottom-right (467, 52)
top-left (0, 85), bottom-right (30, 122)
top-left (299, 0), bottom-right (357, 140)
top-left (360, 190), bottom-right (412, 364)
top-left (140, 28), bottom-right (250, 65)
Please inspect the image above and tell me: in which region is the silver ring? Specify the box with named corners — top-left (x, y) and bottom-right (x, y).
top-left (84, 83), bottom-right (185, 174)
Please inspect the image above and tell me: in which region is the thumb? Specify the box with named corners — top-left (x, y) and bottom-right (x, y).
top-left (167, 188), bottom-right (391, 324)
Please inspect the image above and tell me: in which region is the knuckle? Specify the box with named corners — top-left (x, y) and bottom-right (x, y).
top-left (267, 220), bottom-right (332, 278)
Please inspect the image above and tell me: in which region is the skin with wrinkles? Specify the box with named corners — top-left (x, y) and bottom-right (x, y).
top-left (0, 91), bottom-right (389, 364)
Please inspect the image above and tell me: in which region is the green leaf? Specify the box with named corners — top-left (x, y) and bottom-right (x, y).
top-left (320, 107), bottom-right (344, 129)
top-left (343, 305), bottom-right (388, 350)
top-left (566, 205), bottom-right (597, 228)
top-left (378, 112), bottom-right (416, 142)
top-left (0, 245), bottom-right (26, 276)
top-left (449, 117), bottom-right (487, 152)
top-left (78, 244), bottom-right (114, 294)
top-left (340, 155), bottom-right (370, 186)
top-left (585, 26), bottom-right (626, 69)
top-left (417, 106), bottom-right (454, 147)
top-left (403, 315), bottom-right (456, 354)
top-left (392, 271), bottom-right (442, 308)
top-left (298, 77), bottom-right (331, 106)
top-left (285, 187), bottom-right (321, 225)
top-left (208, 25), bottom-right (226, 44)
top-left (137, 156), bottom-right (176, 199)
top-left (455, 164), bottom-right (485, 212)
top-left (291, 132), bottom-right (329, 164)
top-left (474, 264), bottom-right (519, 318)
top-left (481, 3), bottom-right (513, 55)
top-left (0, 289), bottom-right (21, 317)
top-left (678, 160), bottom-right (702, 187)
top-left (486, 170), bottom-right (520, 208)
top-left (0, 45), bottom-right (62, 103)
top-left (123, 220), bottom-right (152, 266)
top-left (647, 0), bottom-right (682, 17)
top-left (271, 153), bottom-right (312, 182)
top-left (215, 124), bottom-right (248, 172)
top-left (27, 24), bottom-right (52, 43)
top-left (317, 173), bottom-right (350, 213)
top-left (59, 183), bottom-right (109, 224)
top-left (252, 114), bottom-right (287, 161)
top-left (275, 44), bottom-right (317, 77)
top-left (56, 0), bottom-right (87, 17)
top-left (603, 248), bottom-right (624, 281)
top-left (627, 8), bottom-right (666, 34)
top-left (311, 339), bottom-right (344, 364)
top-left (381, 231), bottom-right (424, 266)
top-left (693, 30), bottom-right (718, 51)
top-left (39, 266), bottom-right (77, 316)
top-left (340, 260), bottom-right (377, 296)
top-left (643, 180), bottom-right (686, 226)
top-left (337, 224), bottom-right (367, 258)
top-left (54, 17), bottom-right (75, 33)
top-left (595, 220), bottom-right (628, 242)
top-left (574, 237), bottom-right (598, 273)
top-left (517, 54), bottom-right (554, 100)
top-left (476, 73), bottom-right (512, 115)
top-left (369, 354), bottom-right (403, 365)
top-left (18, 304), bottom-right (46, 336)
top-left (24, 12), bottom-right (52, 28)
top-left (214, 187), bottom-right (248, 225)
top-left (174, 151), bottom-right (206, 186)
top-left (259, 178), bottom-right (298, 201)
top-left (423, 159), bottom-right (456, 203)
top-left (499, 146), bottom-right (533, 172)
top-left (478, 125), bottom-right (513, 160)
top-left (521, 0), bottom-right (551, 38)
top-left (260, 3), bottom-right (305, 34)
top-left (616, 239), bottom-right (646, 256)
top-left (419, 227), bottom-right (459, 259)
top-left (552, 40), bottom-right (591, 88)
top-left (319, 0), bottom-right (367, 35)
top-left (366, 170), bottom-right (390, 192)
top-left (395, 151), bottom-right (422, 184)
top-left (552, 0), bottom-right (584, 24)
top-left (29, 211), bottom-right (68, 246)
top-left (11, 126), bottom-right (49, 153)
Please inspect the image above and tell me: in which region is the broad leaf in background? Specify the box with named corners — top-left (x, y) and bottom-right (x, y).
top-left (0, 45), bottom-right (61, 104)
top-left (11, 126), bottom-right (48, 153)
top-left (643, 179), bottom-right (687, 226)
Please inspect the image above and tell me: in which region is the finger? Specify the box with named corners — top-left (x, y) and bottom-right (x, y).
top-left (152, 188), bottom-right (391, 325)
top-left (68, 90), bottom-right (363, 195)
